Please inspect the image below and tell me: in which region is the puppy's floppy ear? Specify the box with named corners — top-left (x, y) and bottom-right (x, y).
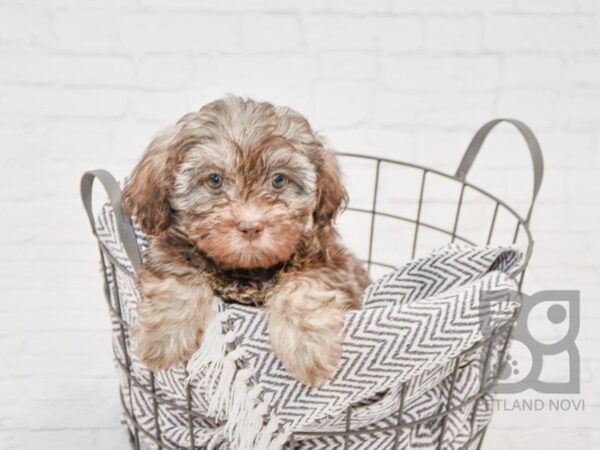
top-left (121, 126), bottom-right (180, 236)
top-left (314, 147), bottom-right (348, 226)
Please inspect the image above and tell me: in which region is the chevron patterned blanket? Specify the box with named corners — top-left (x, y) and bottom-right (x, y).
top-left (96, 202), bottom-right (523, 450)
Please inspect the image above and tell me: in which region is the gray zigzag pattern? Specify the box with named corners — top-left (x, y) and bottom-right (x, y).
top-left (95, 202), bottom-right (520, 449)
top-left (225, 273), bottom-right (515, 438)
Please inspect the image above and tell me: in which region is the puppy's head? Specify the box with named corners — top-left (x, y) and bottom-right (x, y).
top-left (122, 96), bottom-right (347, 269)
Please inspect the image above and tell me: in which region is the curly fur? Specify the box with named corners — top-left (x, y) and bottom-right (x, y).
top-left (122, 96), bottom-right (370, 386)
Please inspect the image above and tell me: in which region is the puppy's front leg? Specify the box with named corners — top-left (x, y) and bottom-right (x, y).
top-left (133, 271), bottom-right (214, 371)
top-left (266, 272), bottom-right (355, 386)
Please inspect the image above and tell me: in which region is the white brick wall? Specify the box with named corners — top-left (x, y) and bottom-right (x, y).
top-left (1, 1), bottom-right (599, 449)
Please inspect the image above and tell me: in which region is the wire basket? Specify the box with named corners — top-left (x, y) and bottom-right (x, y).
top-left (81, 118), bottom-right (543, 450)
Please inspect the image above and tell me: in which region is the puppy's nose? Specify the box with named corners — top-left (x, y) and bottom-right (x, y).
top-left (237, 221), bottom-right (264, 241)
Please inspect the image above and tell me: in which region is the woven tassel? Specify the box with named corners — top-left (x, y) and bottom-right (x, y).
top-left (268, 430), bottom-right (291, 450)
top-left (256, 417), bottom-right (282, 450)
top-left (207, 347), bottom-right (245, 420)
top-left (184, 301), bottom-right (284, 449)
top-left (185, 306), bottom-right (245, 421)
top-left (186, 308), bottom-right (230, 387)
top-left (219, 368), bottom-right (280, 450)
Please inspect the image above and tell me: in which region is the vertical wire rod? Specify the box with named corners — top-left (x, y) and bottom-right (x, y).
top-left (473, 325), bottom-right (515, 443)
top-left (437, 359), bottom-right (461, 450)
top-left (107, 257), bottom-right (140, 449)
top-left (486, 202), bottom-right (500, 245)
top-left (469, 339), bottom-right (495, 435)
top-left (476, 427), bottom-right (488, 450)
top-left (150, 374), bottom-right (162, 450)
top-left (495, 327), bottom-right (515, 380)
top-left (366, 159), bottom-right (382, 273)
top-left (451, 184), bottom-right (466, 243)
top-left (185, 369), bottom-right (196, 450)
top-left (512, 220), bottom-right (521, 244)
top-left (343, 406), bottom-right (353, 450)
top-left (518, 269), bottom-right (526, 290)
top-left (411, 170), bottom-right (428, 259)
top-left (392, 384), bottom-right (407, 450)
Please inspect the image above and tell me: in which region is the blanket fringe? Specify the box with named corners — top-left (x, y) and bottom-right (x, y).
top-left (223, 369), bottom-right (282, 450)
top-left (260, 418), bottom-right (288, 450)
top-left (208, 347), bottom-right (245, 419)
top-left (186, 309), bottom-right (236, 421)
top-left (186, 309), bottom-right (229, 384)
top-left (185, 306), bottom-right (284, 449)
top-left (268, 431), bottom-right (290, 450)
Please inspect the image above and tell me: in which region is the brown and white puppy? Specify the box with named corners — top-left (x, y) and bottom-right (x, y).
top-left (122, 96), bottom-right (370, 386)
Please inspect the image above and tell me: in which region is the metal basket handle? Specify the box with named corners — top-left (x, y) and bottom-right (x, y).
top-left (455, 119), bottom-right (544, 224)
top-left (80, 169), bottom-right (143, 274)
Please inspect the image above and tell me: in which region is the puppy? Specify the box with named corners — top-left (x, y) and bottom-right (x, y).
top-left (122, 96), bottom-right (370, 386)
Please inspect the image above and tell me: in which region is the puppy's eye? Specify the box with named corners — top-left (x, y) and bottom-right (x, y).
top-left (271, 173), bottom-right (287, 190)
top-left (207, 173), bottom-right (223, 189)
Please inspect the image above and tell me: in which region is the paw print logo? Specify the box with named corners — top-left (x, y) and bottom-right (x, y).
top-left (500, 354), bottom-right (519, 379)
top-left (497, 291), bottom-right (580, 394)
top-left (497, 340), bottom-right (532, 386)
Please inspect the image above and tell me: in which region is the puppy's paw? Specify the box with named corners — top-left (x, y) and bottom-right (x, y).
top-left (267, 279), bottom-right (347, 386)
top-left (133, 275), bottom-right (214, 371)
top-left (276, 322), bottom-right (343, 387)
top-left (132, 321), bottom-right (202, 371)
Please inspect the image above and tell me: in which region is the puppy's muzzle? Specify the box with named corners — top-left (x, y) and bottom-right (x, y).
top-left (237, 220), bottom-right (264, 241)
